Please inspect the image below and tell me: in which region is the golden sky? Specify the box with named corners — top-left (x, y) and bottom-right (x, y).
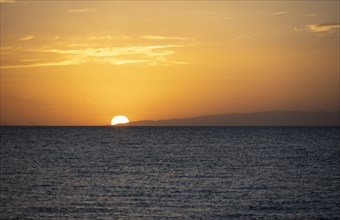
top-left (0, 1), bottom-right (339, 125)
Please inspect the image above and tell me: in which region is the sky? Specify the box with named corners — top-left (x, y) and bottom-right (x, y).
top-left (0, 0), bottom-right (339, 125)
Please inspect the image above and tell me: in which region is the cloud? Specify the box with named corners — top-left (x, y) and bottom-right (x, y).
top-left (171, 61), bottom-right (188, 65)
top-left (271, 10), bottom-right (290, 15)
top-left (306, 23), bottom-right (340, 33)
top-left (14, 43), bottom-right (176, 55)
top-left (0, 46), bottom-right (13, 50)
top-left (0, 46), bottom-right (18, 55)
top-left (303, 14), bottom-right (317, 17)
top-left (20, 35), bottom-right (34, 41)
top-left (1, 35), bottom-right (191, 69)
top-left (67, 8), bottom-right (96, 13)
top-left (1, 58), bottom-right (148, 69)
top-left (0, 0), bottom-right (16, 3)
top-left (0, 59), bottom-right (84, 69)
top-left (1, 44), bottom-right (188, 69)
top-left (143, 35), bottom-right (191, 40)
top-left (87, 35), bottom-right (130, 41)
top-left (0, 0), bottom-right (29, 5)
top-left (46, 45), bottom-right (181, 57)
top-left (96, 58), bottom-right (146, 65)
top-left (20, 59), bottom-right (41, 62)
top-left (237, 34), bottom-right (252, 40)
top-left (45, 45), bottom-right (181, 64)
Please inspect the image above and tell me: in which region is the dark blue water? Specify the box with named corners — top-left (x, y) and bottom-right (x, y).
top-left (1, 127), bottom-right (339, 219)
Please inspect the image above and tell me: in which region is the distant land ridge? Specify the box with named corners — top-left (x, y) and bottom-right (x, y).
top-left (127, 111), bottom-right (340, 126)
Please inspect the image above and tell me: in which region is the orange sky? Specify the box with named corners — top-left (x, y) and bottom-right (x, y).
top-left (1, 1), bottom-right (339, 125)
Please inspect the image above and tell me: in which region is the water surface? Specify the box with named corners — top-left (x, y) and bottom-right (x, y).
top-left (1, 127), bottom-right (339, 219)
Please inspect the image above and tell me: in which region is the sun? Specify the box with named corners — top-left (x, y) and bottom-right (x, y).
top-left (111, 115), bottom-right (129, 125)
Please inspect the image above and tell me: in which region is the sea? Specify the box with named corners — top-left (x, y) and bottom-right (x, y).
top-left (1, 126), bottom-right (339, 219)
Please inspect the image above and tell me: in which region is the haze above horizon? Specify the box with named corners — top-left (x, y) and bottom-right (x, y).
top-left (1, 1), bottom-right (339, 126)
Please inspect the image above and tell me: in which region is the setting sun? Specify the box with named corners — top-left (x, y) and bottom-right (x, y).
top-left (111, 115), bottom-right (129, 125)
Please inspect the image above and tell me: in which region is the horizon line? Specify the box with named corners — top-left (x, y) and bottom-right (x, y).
top-left (1, 110), bottom-right (339, 127)
top-left (1, 125), bottom-right (340, 127)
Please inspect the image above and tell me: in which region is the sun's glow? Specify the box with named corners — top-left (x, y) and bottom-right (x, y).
top-left (111, 115), bottom-right (129, 125)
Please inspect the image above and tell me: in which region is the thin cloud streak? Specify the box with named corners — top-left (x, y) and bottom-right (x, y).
top-left (237, 34), bottom-right (252, 40)
top-left (96, 58), bottom-right (147, 65)
top-left (0, 0), bottom-right (16, 3)
top-left (1, 59), bottom-right (83, 69)
top-left (271, 10), bottom-right (290, 15)
top-left (171, 61), bottom-right (188, 65)
top-left (1, 59), bottom-right (148, 69)
top-left (67, 8), bottom-right (96, 13)
top-left (20, 35), bottom-right (34, 41)
top-left (0, 46), bottom-right (17, 55)
top-left (20, 59), bottom-right (41, 62)
top-left (46, 45), bottom-right (182, 57)
top-left (143, 35), bottom-right (192, 40)
top-left (306, 23), bottom-right (340, 32)
top-left (294, 27), bottom-right (300, 32)
top-left (0, 46), bottom-right (14, 50)
top-left (303, 14), bottom-right (317, 17)
top-left (0, 0), bottom-right (29, 4)
top-left (87, 35), bottom-right (130, 41)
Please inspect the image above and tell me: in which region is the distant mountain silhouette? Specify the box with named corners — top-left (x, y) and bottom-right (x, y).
top-left (127, 111), bottom-right (340, 126)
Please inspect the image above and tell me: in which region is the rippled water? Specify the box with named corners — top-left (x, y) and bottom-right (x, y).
top-left (1, 127), bottom-right (339, 219)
